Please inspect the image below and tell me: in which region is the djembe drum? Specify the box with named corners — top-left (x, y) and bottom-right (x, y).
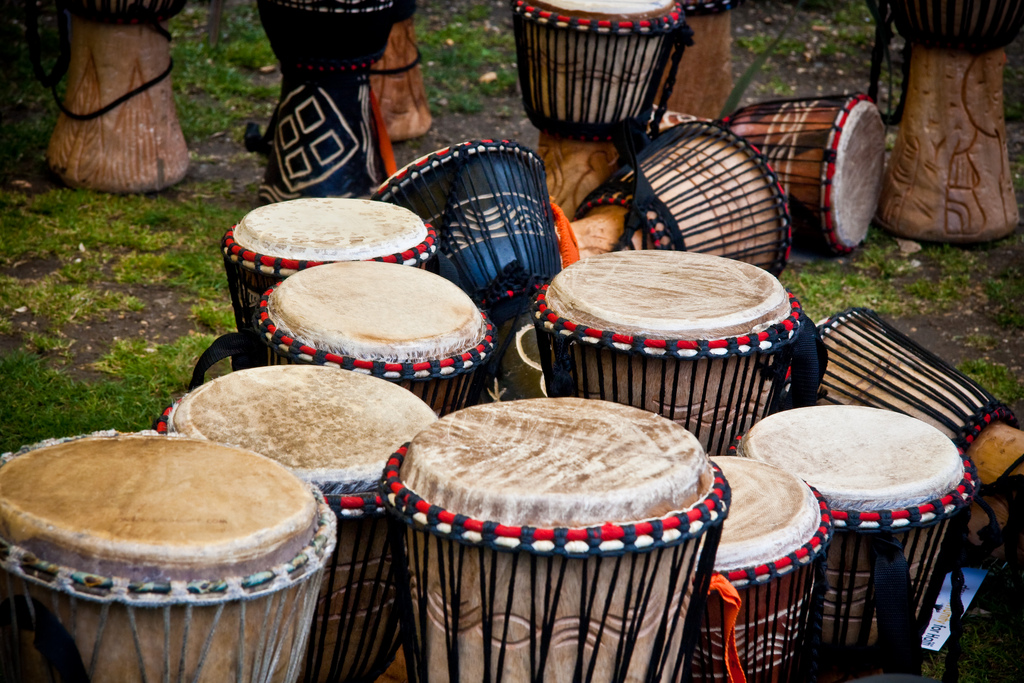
top-left (251, 0), bottom-right (410, 202)
top-left (252, 261), bottom-right (494, 415)
top-left (572, 120), bottom-right (791, 274)
top-left (0, 432), bottom-right (334, 682)
top-left (874, 0), bottom-right (1024, 242)
top-left (372, 140), bottom-right (564, 325)
top-left (691, 458), bottom-right (832, 683)
top-left (371, 17), bottom-right (432, 141)
top-left (736, 405), bottom-right (977, 674)
top-left (533, 251), bottom-right (819, 455)
top-left (723, 95), bottom-right (886, 254)
top-left (511, 0), bottom-right (691, 214)
top-left (382, 397), bottom-right (728, 682)
top-left (30, 0), bottom-right (189, 192)
top-left (157, 366), bottom-right (437, 683)
top-left (221, 198), bottom-right (437, 332)
top-left (817, 307), bottom-right (1024, 565)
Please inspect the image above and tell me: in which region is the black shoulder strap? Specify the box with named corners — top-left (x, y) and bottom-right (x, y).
top-left (0, 596), bottom-right (90, 683)
top-left (871, 534), bottom-right (921, 675)
top-left (189, 330), bottom-right (264, 390)
top-left (790, 311), bottom-right (828, 408)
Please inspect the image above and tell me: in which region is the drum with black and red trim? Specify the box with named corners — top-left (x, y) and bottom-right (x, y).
top-left (221, 198), bottom-right (437, 332)
top-left (692, 457), bottom-right (832, 683)
top-left (533, 251), bottom-right (818, 455)
top-left (723, 95), bottom-right (885, 254)
top-left (159, 365), bottom-right (436, 683)
top-left (255, 261), bottom-right (494, 415)
top-left (382, 397), bottom-right (728, 682)
top-left (572, 120), bottom-right (791, 275)
top-left (736, 405), bottom-right (977, 672)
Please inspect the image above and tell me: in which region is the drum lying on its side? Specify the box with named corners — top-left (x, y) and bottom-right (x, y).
top-left (159, 366), bottom-right (437, 683)
top-left (0, 432), bottom-right (334, 682)
top-left (383, 397), bottom-right (728, 682)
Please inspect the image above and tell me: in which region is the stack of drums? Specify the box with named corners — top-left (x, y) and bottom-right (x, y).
top-left (42, 0), bottom-right (189, 192)
top-left (724, 95), bottom-right (886, 254)
top-left (221, 198), bottom-right (437, 331)
top-left (736, 405), bottom-right (977, 675)
top-left (572, 120), bottom-right (791, 274)
top-left (511, 0), bottom-right (689, 214)
top-left (0, 432), bottom-right (334, 681)
top-left (158, 365), bottom-right (438, 682)
top-left (255, 261), bottom-right (494, 414)
top-left (533, 251), bottom-right (811, 455)
top-left (383, 397), bottom-right (728, 681)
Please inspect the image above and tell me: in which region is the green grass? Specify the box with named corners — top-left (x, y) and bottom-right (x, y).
top-left (736, 35), bottom-right (806, 57)
top-left (985, 267), bottom-right (1024, 329)
top-left (958, 359), bottom-right (1024, 405)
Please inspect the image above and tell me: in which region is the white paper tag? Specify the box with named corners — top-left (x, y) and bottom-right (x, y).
top-left (921, 567), bottom-right (987, 652)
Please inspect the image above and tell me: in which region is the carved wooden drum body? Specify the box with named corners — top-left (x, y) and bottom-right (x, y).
top-left (876, 0), bottom-right (1024, 242)
top-left (45, 0), bottom-right (189, 193)
top-left (160, 366), bottom-right (437, 683)
top-left (692, 458), bottom-right (832, 683)
top-left (511, 0), bottom-right (688, 213)
top-left (533, 251), bottom-right (808, 455)
top-left (724, 95), bottom-right (885, 254)
top-left (255, 261), bottom-right (494, 415)
top-left (737, 406), bottom-right (976, 670)
top-left (573, 120), bottom-right (791, 275)
top-left (371, 17), bottom-right (432, 142)
top-left (221, 198), bottom-right (437, 332)
top-left (0, 432), bottom-right (334, 682)
top-left (383, 398), bottom-right (728, 682)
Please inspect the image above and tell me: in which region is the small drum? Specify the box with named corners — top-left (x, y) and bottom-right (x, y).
top-left (0, 432), bottom-right (334, 682)
top-left (256, 261), bottom-right (494, 415)
top-left (533, 251), bottom-right (813, 455)
top-left (573, 120), bottom-right (791, 275)
top-left (252, 0), bottom-right (411, 202)
top-left (372, 140), bottom-right (563, 324)
top-left (512, 0), bottom-right (690, 213)
top-left (33, 0), bottom-right (189, 192)
top-left (159, 365), bottom-right (437, 683)
top-left (371, 17), bottom-right (432, 142)
top-left (724, 95), bottom-right (886, 254)
top-left (736, 405), bottom-right (976, 671)
top-left (692, 458), bottom-right (832, 683)
top-left (383, 397), bottom-right (728, 681)
top-left (874, 0), bottom-right (1024, 242)
top-left (221, 198), bottom-right (437, 331)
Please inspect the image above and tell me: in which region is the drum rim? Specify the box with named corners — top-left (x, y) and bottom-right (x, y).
top-left (0, 431), bottom-right (336, 605)
top-left (222, 224), bottom-right (438, 276)
top-left (257, 284), bottom-right (495, 378)
top-left (511, 0), bottom-right (685, 33)
top-left (382, 445), bottom-right (728, 557)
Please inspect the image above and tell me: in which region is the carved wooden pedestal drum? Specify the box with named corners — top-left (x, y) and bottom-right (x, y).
top-left (371, 17), bottom-right (432, 141)
top-left (660, 4), bottom-right (738, 118)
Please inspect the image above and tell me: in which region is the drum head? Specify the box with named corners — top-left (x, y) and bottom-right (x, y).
top-left (831, 98), bottom-right (884, 249)
top-left (526, 0), bottom-right (676, 19)
top-left (266, 261), bottom-right (486, 361)
top-left (737, 405), bottom-right (964, 512)
top-left (713, 458), bottom-right (821, 572)
top-left (543, 251), bottom-right (791, 338)
top-left (170, 366), bottom-right (437, 492)
top-left (234, 198), bottom-right (427, 262)
top-left (0, 434), bottom-right (318, 580)
top-left (401, 397), bottom-right (713, 528)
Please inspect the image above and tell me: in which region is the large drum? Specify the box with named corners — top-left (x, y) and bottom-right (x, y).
top-left (383, 397), bottom-right (728, 682)
top-left (736, 406), bottom-right (977, 673)
top-left (874, 0), bottom-right (1024, 242)
top-left (36, 0), bottom-right (189, 192)
top-left (817, 307), bottom-right (1023, 565)
top-left (221, 198), bottom-right (437, 332)
top-left (692, 458), bottom-right (832, 683)
top-left (0, 432), bottom-right (334, 682)
top-left (572, 120), bottom-right (791, 275)
top-left (159, 365), bottom-right (437, 683)
top-left (511, 0), bottom-right (690, 213)
top-left (252, 0), bottom-right (411, 202)
top-left (371, 17), bottom-right (432, 141)
top-left (533, 251), bottom-right (815, 455)
top-left (255, 261), bottom-right (494, 415)
top-left (723, 95), bottom-right (886, 254)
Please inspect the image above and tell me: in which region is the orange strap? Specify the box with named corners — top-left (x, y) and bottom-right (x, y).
top-left (370, 89), bottom-right (397, 178)
top-left (550, 200), bottom-right (580, 268)
top-left (709, 574), bottom-right (746, 683)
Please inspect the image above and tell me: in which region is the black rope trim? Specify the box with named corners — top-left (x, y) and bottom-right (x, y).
top-left (370, 47), bottom-right (420, 76)
top-left (681, 0), bottom-right (746, 14)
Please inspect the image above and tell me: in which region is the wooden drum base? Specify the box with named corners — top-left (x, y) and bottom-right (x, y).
top-left (371, 18), bottom-right (432, 142)
top-left (47, 16), bottom-right (188, 193)
top-left (966, 422), bottom-right (1024, 565)
top-left (538, 132), bottom-right (618, 216)
top-left (877, 45), bottom-right (1018, 243)
top-left (661, 12), bottom-right (733, 119)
